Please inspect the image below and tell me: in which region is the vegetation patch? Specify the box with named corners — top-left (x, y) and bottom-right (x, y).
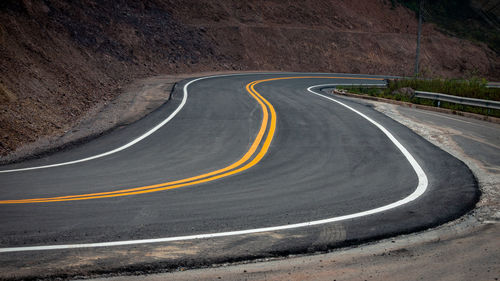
top-left (337, 78), bottom-right (500, 118)
top-left (388, 77), bottom-right (500, 101)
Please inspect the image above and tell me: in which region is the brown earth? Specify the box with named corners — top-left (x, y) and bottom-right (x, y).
top-left (1, 0), bottom-right (499, 158)
top-left (109, 223), bottom-right (499, 281)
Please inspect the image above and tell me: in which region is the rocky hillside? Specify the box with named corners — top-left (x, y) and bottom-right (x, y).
top-left (1, 0), bottom-right (499, 157)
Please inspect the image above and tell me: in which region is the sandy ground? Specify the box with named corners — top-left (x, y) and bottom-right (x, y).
top-left (91, 94), bottom-right (500, 281)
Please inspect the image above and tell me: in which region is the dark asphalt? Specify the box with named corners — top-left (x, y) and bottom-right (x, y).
top-left (0, 73), bottom-right (478, 276)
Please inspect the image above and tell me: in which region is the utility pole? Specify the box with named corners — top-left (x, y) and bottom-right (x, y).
top-left (414, 0), bottom-right (423, 77)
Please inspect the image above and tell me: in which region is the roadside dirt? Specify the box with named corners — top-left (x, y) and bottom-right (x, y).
top-left (1, 0), bottom-right (499, 158)
top-left (113, 222), bottom-right (498, 281)
top-left (0, 72), bottom-right (224, 164)
top-left (0, 75), bottom-right (176, 164)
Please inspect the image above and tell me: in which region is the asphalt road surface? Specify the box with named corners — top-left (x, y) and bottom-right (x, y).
top-left (0, 73), bottom-right (478, 277)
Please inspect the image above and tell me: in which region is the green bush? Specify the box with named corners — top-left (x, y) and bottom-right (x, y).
top-left (385, 78), bottom-right (500, 101)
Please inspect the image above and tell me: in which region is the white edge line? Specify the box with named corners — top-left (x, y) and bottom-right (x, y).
top-left (0, 82), bottom-right (428, 253)
top-left (0, 73), bottom-right (265, 173)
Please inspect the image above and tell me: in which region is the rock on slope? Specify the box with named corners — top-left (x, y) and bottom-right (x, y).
top-left (0, 0), bottom-right (498, 157)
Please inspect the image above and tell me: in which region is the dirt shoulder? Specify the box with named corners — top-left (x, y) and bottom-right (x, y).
top-left (103, 221), bottom-right (498, 281)
top-left (0, 74), bottom-right (179, 164)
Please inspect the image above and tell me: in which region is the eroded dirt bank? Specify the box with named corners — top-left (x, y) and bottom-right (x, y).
top-left (1, 0), bottom-right (499, 158)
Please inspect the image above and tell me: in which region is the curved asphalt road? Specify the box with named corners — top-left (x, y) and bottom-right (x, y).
top-left (0, 73), bottom-right (477, 256)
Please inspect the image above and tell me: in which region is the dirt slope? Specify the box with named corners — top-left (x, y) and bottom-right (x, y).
top-left (0, 0), bottom-right (499, 157)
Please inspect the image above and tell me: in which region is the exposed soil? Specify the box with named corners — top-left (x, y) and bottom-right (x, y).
top-left (108, 223), bottom-right (499, 281)
top-left (1, 0), bottom-right (499, 159)
top-left (0, 72), bottom-right (217, 164)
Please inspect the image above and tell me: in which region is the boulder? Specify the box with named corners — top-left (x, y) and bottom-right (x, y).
top-left (392, 87), bottom-right (415, 98)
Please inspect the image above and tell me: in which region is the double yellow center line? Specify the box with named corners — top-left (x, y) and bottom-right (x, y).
top-left (0, 76), bottom-right (383, 204)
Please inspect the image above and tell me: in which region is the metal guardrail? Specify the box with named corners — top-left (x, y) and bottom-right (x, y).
top-left (322, 83), bottom-right (387, 89)
top-left (414, 91), bottom-right (500, 110)
top-left (330, 83), bottom-right (500, 111)
top-left (486, 82), bottom-right (500, 88)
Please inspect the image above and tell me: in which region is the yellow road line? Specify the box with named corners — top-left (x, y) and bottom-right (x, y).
top-left (2, 81), bottom-right (268, 203)
top-left (1, 76), bottom-right (383, 204)
top-left (1, 80), bottom-right (272, 204)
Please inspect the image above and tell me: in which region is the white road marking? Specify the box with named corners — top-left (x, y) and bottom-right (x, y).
top-left (0, 81), bottom-right (428, 253)
top-left (0, 83), bottom-right (187, 173)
